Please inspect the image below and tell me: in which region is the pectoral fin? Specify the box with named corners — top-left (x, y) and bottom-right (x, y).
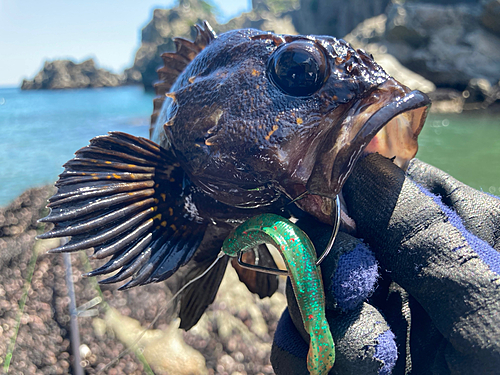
top-left (231, 244), bottom-right (279, 299)
top-left (38, 132), bottom-right (207, 290)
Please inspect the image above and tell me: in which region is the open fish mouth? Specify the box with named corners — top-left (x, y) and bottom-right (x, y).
top-left (289, 78), bottom-right (431, 227)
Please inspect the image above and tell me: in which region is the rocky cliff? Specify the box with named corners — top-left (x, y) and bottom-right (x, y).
top-left (290, 0), bottom-right (391, 38)
top-left (130, 0), bottom-right (219, 90)
top-left (131, 0), bottom-right (298, 90)
top-left (20, 0), bottom-right (500, 110)
top-left (344, 0), bottom-right (500, 111)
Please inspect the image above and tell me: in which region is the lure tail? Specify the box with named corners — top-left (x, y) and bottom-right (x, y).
top-left (307, 320), bottom-right (335, 375)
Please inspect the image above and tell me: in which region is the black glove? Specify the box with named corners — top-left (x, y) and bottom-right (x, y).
top-left (271, 153), bottom-right (500, 374)
top-left (272, 205), bottom-right (398, 374)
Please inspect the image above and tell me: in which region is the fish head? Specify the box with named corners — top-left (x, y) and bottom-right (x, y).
top-left (154, 28), bottom-right (430, 222)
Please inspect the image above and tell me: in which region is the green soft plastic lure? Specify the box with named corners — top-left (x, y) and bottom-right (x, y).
top-left (222, 214), bottom-right (335, 375)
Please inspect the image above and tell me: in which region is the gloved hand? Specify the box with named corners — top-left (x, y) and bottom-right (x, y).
top-left (271, 206), bottom-right (398, 375)
top-left (271, 153), bottom-right (500, 374)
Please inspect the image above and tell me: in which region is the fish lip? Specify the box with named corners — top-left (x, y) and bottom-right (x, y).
top-left (305, 80), bottom-right (431, 200)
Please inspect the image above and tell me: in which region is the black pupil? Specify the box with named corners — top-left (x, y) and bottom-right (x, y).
top-left (269, 42), bottom-right (326, 96)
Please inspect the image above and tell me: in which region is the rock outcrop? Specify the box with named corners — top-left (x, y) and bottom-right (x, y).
top-left (384, 2), bottom-right (500, 90)
top-left (20, 0), bottom-right (500, 111)
top-left (290, 0), bottom-right (391, 38)
top-left (130, 0), bottom-right (219, 91)
top-left (20, 59), bottom-right (140, 90)
top-left (131, 0), bottom-right (298, 90)
top-left (347, 1), bottom-right (500, 91)
top-left (345, 2), bottom-right (500, 111)
top-left (480, 0), bottom-right (500, 37)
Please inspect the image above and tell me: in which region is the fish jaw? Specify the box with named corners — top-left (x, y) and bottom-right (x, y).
top-left (282, 78), bottom-right (430, 224)
top-left (306, 78), bottom-right (430, 199)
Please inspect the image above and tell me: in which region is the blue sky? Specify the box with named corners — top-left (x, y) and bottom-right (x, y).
top-left (0, 0), bottom-right (251, 86)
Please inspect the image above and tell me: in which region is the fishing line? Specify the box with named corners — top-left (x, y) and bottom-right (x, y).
top-left (98, 251), bottom-right (226, 374)
top-left (286, 190), bottom-right (309, 205)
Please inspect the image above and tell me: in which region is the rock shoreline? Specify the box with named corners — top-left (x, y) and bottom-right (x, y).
top-left (0, 185), bottom-right (286, 374)
top-left (21, 59), bottom-right (142, 90)
top-left (127, 0), bottom-right (500, 112)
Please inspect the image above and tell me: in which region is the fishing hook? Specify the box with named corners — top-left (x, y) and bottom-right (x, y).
top-left (237, 195), bottom-right (341, 274)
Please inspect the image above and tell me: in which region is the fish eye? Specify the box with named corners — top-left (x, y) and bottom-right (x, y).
top-left (268, 41), bottom-right (328, 97)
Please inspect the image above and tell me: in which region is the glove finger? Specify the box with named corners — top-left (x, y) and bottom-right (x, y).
top-left (271, 308), bottom-right (310, 375)
top-left (408, 158), bottom-right (500, 251)
top-left (296, 219), bottom-right (379, 312)
top-left (343, 153), bottom-right (500, 373)
top-left (272, 279), bottom-right (397, 375)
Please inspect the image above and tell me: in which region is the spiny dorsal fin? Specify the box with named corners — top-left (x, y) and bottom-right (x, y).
top-left (151, 21), bottom-right (216, 133)
top-left (38, 132), bottom-right (208, 290)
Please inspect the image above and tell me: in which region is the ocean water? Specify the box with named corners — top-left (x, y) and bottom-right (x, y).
top-left (416, 112), bottom-right (500, 195)
top-left (0, 86), bottom-right (154, 206)
top-left (0, 86), bottom-right (499, 207)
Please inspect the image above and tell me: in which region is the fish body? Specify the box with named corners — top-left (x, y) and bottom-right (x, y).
top-left (222, 214), bottom-right (335, 375)
top-left (39, 22), bottom-right (430, 330)
top-left (152, 24), bottom-right (429, 223)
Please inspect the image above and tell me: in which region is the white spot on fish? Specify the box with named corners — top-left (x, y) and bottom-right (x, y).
top-left (184, 194), bottom-right (203, 223)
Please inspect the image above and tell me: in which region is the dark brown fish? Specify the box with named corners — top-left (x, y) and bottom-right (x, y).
top-left (38, 22), bottom-right (430, 329)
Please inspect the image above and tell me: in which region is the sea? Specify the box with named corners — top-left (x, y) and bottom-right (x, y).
top-left (0, 85), bottom-right (499, 207)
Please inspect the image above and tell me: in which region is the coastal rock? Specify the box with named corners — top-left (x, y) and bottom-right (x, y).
top-left (123, 67), bottom-right (143, 85)
top-left (344, 15), bottom-right (436, 94)
top-left (219, 6), bottom-right (297, 36)
top-left (463, 78), bottom-right (500, 111)
top-left (21, 59), bottom-right (129, 90)
top-left (481, 0), bottom-right (500, 37)
top-left (134, 0), bottom-right (491, 98)
top-left (464, 78), bottom-right (492, 104)
top-left (345, 2), bottom-right (500, 111)
top-left (0, 186), bottom-right (54, 269)
top-left (383, 2), bottom-right (500, 90)
top-left (0, 185), bottom-right (286, 374)
top-left (131, 0), bottom-right (218, 90)
top-left (290, 0), bottom-right (391, 38)
top-left (131, 0), bottom-right (297, 90)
